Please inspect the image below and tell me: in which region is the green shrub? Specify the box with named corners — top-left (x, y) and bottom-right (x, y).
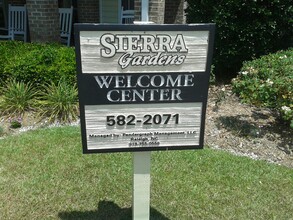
top-left (0, 41), bottom-right (76, 88)
top-left (0, 79), bottom-right (38, 116)
top-left (186, 0), bottom-right (293, 78)
top-left (0, 125), bottom-right (4, 136)
top-left (38, 79), bottom-right (79, 123)
top-left (0, 41), bottom-right (38, 85)
top-left (9, 117), bottom-right (22, 129)
top-left (232, 49), bottom-right (293, 127)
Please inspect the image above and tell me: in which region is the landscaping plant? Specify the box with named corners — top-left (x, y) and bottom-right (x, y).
top-left (0, 125), bottom-right (4, 136)
top-left (9, 117), bottom-right (22, 129)
top-left (0, 79), bottom-right (38, 116)
top-left (38, 79), bottom-right (79, 123)
top-left (232, 49), bottom-right (293, 128)
top-left (0, 41), bottom-right (76, 88)
top-left (0, 41), bottom-right (31, 81)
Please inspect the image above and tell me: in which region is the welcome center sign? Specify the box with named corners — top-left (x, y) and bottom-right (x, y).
top-left (75, 24), bottom-right (215, 153)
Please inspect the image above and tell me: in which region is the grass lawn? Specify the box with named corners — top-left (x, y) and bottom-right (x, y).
top-left (0, 126), bottom-right (292, 219)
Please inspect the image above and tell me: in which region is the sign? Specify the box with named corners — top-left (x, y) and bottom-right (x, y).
top-left (75, 24), bottom-right (215, 153)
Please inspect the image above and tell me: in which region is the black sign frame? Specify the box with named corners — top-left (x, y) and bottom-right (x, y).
top-left (75, 24), bottom-right (215, 153)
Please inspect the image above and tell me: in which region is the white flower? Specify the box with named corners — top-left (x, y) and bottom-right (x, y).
top-left (241, 71), bottom-right (248, 75)
top-left (266, 78), bottom-right (274, 85)
top-left (279, 55), bottom-right (287, 59)
top-left (281, 106), bottom-right (291, 112)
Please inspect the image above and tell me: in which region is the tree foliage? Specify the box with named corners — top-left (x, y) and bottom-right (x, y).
top-left (186, 0), bottom-right (293, 79)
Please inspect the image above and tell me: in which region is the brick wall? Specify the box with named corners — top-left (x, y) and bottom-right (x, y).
top-left (26, 0), bottom-right (60, 42)
top-left (77, 0), bottom-right (99, 23)
top-left (164, 0), bottom-right (184, 24)
top-left (149, 0), bottom-right (165, 24)
top-left (134, 0), bottom-right (141, 22)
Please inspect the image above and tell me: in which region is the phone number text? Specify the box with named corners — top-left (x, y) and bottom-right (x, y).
top-left (106, 114), bottom-right (179, 126)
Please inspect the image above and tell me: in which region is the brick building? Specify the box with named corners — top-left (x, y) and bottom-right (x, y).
top-left (0, 0), bottom-right (185, 44)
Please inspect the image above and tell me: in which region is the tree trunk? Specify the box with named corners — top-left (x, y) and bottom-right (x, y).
top-left (26, 0), bottom-right (60, 43)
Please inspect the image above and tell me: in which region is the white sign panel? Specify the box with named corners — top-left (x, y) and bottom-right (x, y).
top-left (85, 103), bottom-right (202, 150)
top-left (79, 30), bottom-right (209, 73)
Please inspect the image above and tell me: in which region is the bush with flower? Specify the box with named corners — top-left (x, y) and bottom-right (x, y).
top-left (232, 48), bottom-right (292, 128)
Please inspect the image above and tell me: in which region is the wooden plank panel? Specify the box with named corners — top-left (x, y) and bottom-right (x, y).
top-left (79, 30), bottom-right (209, 74)
top-left (84, 103), bottom-right (202, 150)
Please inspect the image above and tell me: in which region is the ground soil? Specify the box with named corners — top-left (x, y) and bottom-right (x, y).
top-left (1, 85), bottom-right (292, 168)
top-left (205, 85), bottom-right (292, 168)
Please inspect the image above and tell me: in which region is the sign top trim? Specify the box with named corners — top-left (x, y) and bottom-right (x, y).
top-left (74, 23), bottom-right (215, 32)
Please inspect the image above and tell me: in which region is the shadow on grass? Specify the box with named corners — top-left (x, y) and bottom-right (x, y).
top-left (58, 200), bottom-right (170, 220)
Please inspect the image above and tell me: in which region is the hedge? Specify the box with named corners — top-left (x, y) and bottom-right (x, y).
top-left (0, 41), bottom-right (76, 88)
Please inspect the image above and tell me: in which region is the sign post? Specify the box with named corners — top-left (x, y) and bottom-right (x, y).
top-left (75, 23), bottom-right (215, 219)
top-left (133, 151), bottom-right (151, 219)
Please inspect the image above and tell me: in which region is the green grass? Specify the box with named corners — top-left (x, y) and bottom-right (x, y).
top-left (0, 126), bottom-right (292, 219)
